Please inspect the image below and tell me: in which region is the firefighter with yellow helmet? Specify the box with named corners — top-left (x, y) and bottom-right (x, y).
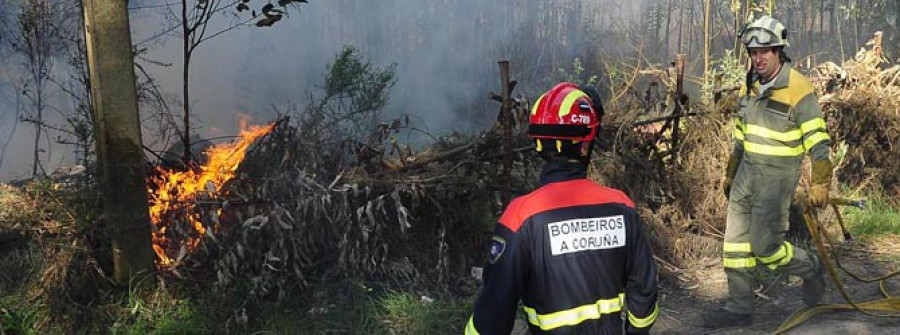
top-left (464, 82), bottom-right (659, 334)
top-left (702, 15), bottom-right (833, 329)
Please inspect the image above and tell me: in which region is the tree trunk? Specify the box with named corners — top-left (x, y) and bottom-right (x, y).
top-left (688, 1), bottom-right (695, 58)
top-left (32, 84), bottom-right (43, 177)
top-left (704, 0), bottom-right (710, 88)
top-left (807, 0), bottom-right (815, 57)
top-left (854, 0), bottom-right (860, 52)
top-left (894, 0), bottom-right (900, 59)
top-left (819, 0), bottom-right (824, 39)
top-left (82, 0), bottom-right (156, 285)
top-left (665, 0), bottom-right (673, 61)
top-left (837, 3), bottom-right (845, 60)
top-left (181, 0), bottom-right (192, 164)
top-left (830, 0), bottom-right (836, 35)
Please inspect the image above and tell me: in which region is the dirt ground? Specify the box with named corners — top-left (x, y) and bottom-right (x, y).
top-left (652, 249), bottom-right (900, 335)
top-left (504, 245), bottom-right (900, 335)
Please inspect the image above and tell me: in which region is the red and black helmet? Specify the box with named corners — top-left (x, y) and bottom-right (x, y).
top-left (528, 82), bottom-right (601, 143)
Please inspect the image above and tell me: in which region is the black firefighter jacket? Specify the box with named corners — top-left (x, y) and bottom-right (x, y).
top-left (465, 161), bottom-right (659, 335)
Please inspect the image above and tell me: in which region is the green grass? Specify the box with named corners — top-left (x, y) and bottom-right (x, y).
top-left (107, 284), bottom-right (212, 335)
top-left (374, 291), bottom-right (472, 335)
top-left (843, 188), bottom-right (900, 236)
top-left (196, 279), bottom-right (475, 335)
top-left (0, 300), bottom-right (39, 335)
top-left (1, 250), bottom-right (472, 335)
top-left (277, 282), bottom-right (473, 335)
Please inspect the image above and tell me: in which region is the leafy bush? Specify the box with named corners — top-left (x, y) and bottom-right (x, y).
top-left (701, 49), bottom-right (746, 103)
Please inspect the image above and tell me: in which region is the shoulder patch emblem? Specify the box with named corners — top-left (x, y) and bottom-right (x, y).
top-left (489, 236), bottom-right (506, 264)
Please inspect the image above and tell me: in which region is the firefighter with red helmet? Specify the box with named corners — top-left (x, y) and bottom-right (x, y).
top-left (464, 82), bottom-right (659, 335)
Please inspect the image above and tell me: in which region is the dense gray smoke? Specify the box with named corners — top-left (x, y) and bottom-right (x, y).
top-left (130, 1), bottom-right (528, 137)
top-left (0, 0), bottom-right (652, 180)
top-left (1, 0), bottom-right (895, 181)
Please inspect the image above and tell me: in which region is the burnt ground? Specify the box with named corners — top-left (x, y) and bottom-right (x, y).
top-left (653, 247), bottom-right (900, 335)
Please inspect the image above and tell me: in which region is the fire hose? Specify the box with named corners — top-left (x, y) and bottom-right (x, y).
top-left (775, 196), bottom-right (900, 334)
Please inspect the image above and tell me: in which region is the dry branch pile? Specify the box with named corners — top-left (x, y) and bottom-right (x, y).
top-left (814, 35), bottom-right (900, 196)
top-left (181, 101), bottom-right (540, 318)
top-left (593, 94), bottom-right (731, 269)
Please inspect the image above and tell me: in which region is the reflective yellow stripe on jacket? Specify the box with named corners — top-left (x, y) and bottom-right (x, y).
top-left (799, 118), bottom-right (826, 134)
top-left (800, 118), bottom-right (830, 149)
top-left (524, 293), bottom-right (625, 331)
top-left (733, 119), bottom-right (745, 141)
top-left (733, 118), bottom-right (829, 157)
top-left (464, 316), bottom-right (479, 335)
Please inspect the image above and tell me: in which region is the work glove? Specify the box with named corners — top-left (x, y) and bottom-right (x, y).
top-left (808, 159), bottom-right (833, 208)
top-left (723, 151), bottom-right (741, 199)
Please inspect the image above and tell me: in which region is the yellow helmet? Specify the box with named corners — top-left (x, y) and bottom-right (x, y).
top-left (740, 15), bottom-right (788, 48)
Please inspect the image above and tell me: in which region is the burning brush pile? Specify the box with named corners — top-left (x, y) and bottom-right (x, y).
top-left (146, 106), bottom-right (539, 311)
top-left (148, 120), bottom-right (276, 270)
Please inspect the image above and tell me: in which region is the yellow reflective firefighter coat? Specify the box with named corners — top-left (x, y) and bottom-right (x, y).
top-left (734, 62), bottom-right (831, 166)
top-left (720, 62), bottom-right (831, 314)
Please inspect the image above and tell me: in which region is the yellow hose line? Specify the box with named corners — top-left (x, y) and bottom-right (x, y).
top-left (775, 203), bottom-right (900, 334)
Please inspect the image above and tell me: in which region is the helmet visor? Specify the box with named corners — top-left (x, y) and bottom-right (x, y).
top-left (741, 28), bottom-right (775, 46)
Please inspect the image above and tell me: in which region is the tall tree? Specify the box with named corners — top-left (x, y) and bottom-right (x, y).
top-left (82, 0), bottom-right (155, 284)
top-left (704, 0), bottom-right (711, 85)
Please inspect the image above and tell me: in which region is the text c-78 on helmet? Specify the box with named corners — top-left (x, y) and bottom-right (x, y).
top-left (528, 82), bottom-right (601, 143)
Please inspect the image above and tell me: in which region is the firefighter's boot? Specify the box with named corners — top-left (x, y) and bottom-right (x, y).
top-left (803, 255), bottom-right (826, 306)
top-left (702, 307), bottom-right (753, 329)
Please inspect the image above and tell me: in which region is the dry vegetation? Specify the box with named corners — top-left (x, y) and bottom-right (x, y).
top-left (816, 36), bottom-right (900, 195)
top-left (194, 36), bottom-right (897, 327)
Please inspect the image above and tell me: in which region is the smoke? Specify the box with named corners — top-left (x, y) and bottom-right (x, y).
top-left (0, 0), bottom-right (81, 181)
top-left (128, 0), bottom-right (531, 138)
top-left (3, 0), bottom-right (896, 181)
top-left (1, 0), bottom-right (657, 181)
top-left (0, 65), bottom-right (78, 181)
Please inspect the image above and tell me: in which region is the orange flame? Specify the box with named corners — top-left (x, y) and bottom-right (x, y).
top-left (148, 120), bottom-right (275, 268)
